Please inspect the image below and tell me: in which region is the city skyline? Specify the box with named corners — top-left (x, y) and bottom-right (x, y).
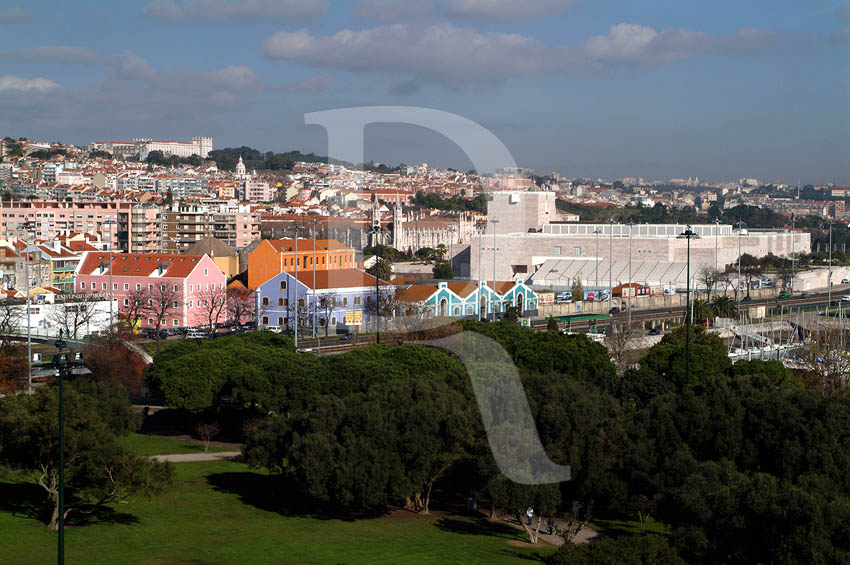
top-left (0, 1), bottom-right (847, 183)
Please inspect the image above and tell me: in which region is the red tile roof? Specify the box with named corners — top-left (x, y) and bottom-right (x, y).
top-left (77, 252), bottom-right (205, 279)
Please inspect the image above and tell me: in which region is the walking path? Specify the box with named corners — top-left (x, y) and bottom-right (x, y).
top-left (151, 451), bottom-right (241, 463)
top-left (498, 512), bottom-right (599, 546)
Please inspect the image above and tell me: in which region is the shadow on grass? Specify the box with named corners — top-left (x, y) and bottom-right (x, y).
top-left (0, 481), bottom-right (140, 527)
top-left (206, 471), bottom-right (379, 521)
top-left (434, 517), bottom-right (520, 540)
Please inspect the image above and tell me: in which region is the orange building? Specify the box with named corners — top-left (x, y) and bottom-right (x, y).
top-left (247, 238), bottom-right (356, 289)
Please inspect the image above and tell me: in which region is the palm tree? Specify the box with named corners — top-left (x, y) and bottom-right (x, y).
top-left (367, 257), bottom-right (393, 281)
top-left (435, 243), bottom-right (447, 261)
top-left (710, 295), bottom-right (737, 319)
top-left (690, 298), bottom-right (712, 323)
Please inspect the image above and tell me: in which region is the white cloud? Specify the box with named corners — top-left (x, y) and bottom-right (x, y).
top-left (580, 24), bottom-right (777, 67)
top-left (262, 22), bottom-right (779, 84)
top-left (141, 0), bottom-right (327, 21)
top-left (446, 0), bottom-right (573, 21)
top-left (115, 51), bottom-right (158, 80)
top-left (351, 0), bottom-right (437, 21)
top-left (0, 7), bottom-right (29, 23)
top-left (0, 75), bottom-right (59, 93)
top-left (263, 24), bottom-right (555, 84)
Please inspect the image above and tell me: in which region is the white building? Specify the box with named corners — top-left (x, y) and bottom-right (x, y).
top-left (135, 137), bottom-right (212, 160)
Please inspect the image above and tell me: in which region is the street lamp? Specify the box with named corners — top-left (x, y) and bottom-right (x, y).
top-left (20, 220), bottom-right (35, 394)
top-left (678, 225), bottom-right (701, 385)
top-left (309, 217), bottom-right (321, 354)
top-left (370, 224), bottom-right (384, 343)
top-left (102, 219), bottom-right (117, 335)
top-left (491, 219), bottom-right (499, 322)
top-left (608, 219), bottom-right (614, 301)
top-left (288, 223), bottom-right (304, 347)
top-left (593, 228), bottom-right (601, 290)
top-left (828, 222), bottom-right (833, 310)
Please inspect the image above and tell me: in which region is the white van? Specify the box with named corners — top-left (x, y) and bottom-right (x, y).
top-left (186, 329), bottom-right (207, 339)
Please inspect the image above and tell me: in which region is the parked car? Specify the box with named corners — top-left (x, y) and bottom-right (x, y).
top-left (842, 278), bottom-right (850, 284)
top-left (800, 292), bottom-right (810, 298)
top-left (186, 329), bottom-right (206, 339)
top-left (742, 295), bottom-right (752, 302)
top-left (842, 295), bottom-right (850, 302)
top-left (339, 333), bottom-right (355, 341)
top-left (648, 327), bottom-right (661, 335)
top-left (608, 307), bottom-right (621, 314)
top-left (778, 290), bottom-right (792, 298)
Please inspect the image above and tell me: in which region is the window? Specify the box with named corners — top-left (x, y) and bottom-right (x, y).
top-left (148, 284), bottom-right (153, 291)
top-left (454, 307), bottom-right (460, 316)
top-left (298, 298), bottom-right (305, 308)
top-left (173, 285), bottom-right (178, 292)
top-left (173, 319), bottom-right (179, 326)
top-left (80, 282), bottom-right (86, 289)
top-left (135, 283), bottom-right (141, 290)
top-left (189, 301), bottom-right (193, 308)
top-left (262, 297), bottom-right (269, 306)
top-left (148, 318), bottom-right (154, 325)
top-left (343, 297), bottom-right (348, 306)
top-left (278, 298), bottom-right (284, 306)
top-left (123, 283), bottom-right (129, 290)
top-left (553, 246), bottom-right (561, 255)
top-left (354, 296), bottom-right (361, 305)
top-left (331, 317), bottom-right (337, 325)
top-left (277, 317), bottom-right (284, 326)
top-left (280, 280), bottom-right (287, 290)
top-left (113, 283), bottom-right (117, 290)
top-left (147, 299), bottom-right (153, 306)
top-left (172, 301), bottom-right (178, 308)
top-left (262, 316), bottom-right (269, 325)
top-left (123, 299), bottom-right (128, 306)
top-left (283, 298), bottom-right (289, 307)
top-left (189, 284), bottom-right (193, 292)
top-left (204, 268), bottom-right (208, 276)
top-left (573, 247), bottom-right (581, 256)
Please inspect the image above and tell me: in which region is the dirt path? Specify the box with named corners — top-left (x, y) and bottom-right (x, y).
top-left (151, 451), bottom-right (242, 463)
top-left (495, 511), bottom-right (599, 547)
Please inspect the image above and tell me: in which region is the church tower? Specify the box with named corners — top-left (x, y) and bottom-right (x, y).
top-left (235, 156), bottom-right (247, 179)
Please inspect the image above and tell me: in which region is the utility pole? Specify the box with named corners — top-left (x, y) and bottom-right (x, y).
top-left (491, 219), bottom-right (499, 322)
top-left (594, 228), bottom-right (600, 290)
top-left (310, 218), bottom-right (319, 354)
top-left (477, 227), bottom-right (482, 321)
top-left (737, 222), bottom-right (743, 322)
top-left (370, 225), bottom-right (382, 343)
top-left (714, 218), bottom-right (719, 296)
top-left (103, 219), bottom-right (116, 335)
top-left (289, 223), bottom-right (303, 348)
top-left (791, 214), bottom-right (795, 293)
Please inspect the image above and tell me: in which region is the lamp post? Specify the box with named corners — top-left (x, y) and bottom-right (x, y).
top-left (491, 219), bottom-right (499, 322)
top-left (737, 221), bottom-right (743, 321)
top-left (714, 218), bottom-right (719, 296)
top-left (627, 222), bottom-right (634, 328)
top-left (53, 330), bottom-right (68, 564)
top-left (102, 219), bottom-right (117, 335)
top-left (289, 223), bottom-right (304, 348)
top-left (478, 227), bottom-right (483, 321)
top-left (21, 220), bottom-right (35, 394)
top-left (370, 225), bottom-right (383, 343)
top-left (608, 220), bottom-right (613, 301)
top-left (790, 214), bottom-right (795, 294)
top-left (828, 222), bottom-right (833, 311)
top-left (678, 226), bottom-right (701, 385)
top-left (593, 228), bottom-right (601, 290)
top-left (310, 218), bottom-right (319, 351)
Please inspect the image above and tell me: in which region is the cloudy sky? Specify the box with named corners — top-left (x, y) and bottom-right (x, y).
top-left (0, 0), bottom-right (847, 183)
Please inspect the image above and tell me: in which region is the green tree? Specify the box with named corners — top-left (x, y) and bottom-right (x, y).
top-left (0, 382), bottom-right (173, 530)
top-left (710, 294), bottom-right (737, 319)
top-left (571, 280), bottom-right (584, 303)
top-left (547, 317), bottom-right (559, 331)
top-left (546, 535), bottom-right (685, 565)
top-left (432, 261), bottom-right (454, 280)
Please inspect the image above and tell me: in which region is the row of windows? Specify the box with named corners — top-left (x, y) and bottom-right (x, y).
top-left (79, 280), bottom-right (221, 292)
top-left (262, 295), bottom-right (363, 307)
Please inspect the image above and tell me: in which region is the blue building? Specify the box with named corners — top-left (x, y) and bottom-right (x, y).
top-left (256, 268), bottom-right (392, 333)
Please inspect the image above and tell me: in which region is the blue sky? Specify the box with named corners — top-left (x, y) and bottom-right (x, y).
top-left (0, 0), bottom-right (847, 183)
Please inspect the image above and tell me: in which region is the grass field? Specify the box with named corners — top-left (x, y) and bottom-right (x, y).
top-left (0, 461), bottom-right (554, 564)
top-left (115, 433), bottom-right (226, 456)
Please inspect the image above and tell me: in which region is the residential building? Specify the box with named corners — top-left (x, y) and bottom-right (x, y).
top-left (247, 238), bottom-right (356, 289)
top-left (183, 237), bottom-right (239, 278)
top-left (158, 201), bottom-right (259, 253)
top-left (74, 252), bottom-right (226, 329)
top-left (395, 280), bottom-right (538, 319)
top-left (256, 268), bottom-right (392, 333)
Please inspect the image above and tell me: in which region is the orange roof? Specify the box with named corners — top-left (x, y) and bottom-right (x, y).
top-left (446, 282), bottom-right (478, 298)
top-left (290, 268), bottom-right (388, 290)
top-left (77, 252), bottom-right (206, 279)
top-left (396, 285), bottom-right (438, 303)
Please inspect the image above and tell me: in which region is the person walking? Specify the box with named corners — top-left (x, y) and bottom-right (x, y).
top-left (526, 507), bottom-right (534, 526)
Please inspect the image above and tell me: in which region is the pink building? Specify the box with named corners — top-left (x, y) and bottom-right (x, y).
top-left (0, 200), bottom-right (131, 250)
top-left (74, 251), bottom-right (227, 329)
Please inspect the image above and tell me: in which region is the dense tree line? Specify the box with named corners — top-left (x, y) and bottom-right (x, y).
top-left (144, 323), bottom-right (850, 563)
top-left (412, 190), bottom-right (487, 213)
top-left (207, 147), bottom-right (344, 172)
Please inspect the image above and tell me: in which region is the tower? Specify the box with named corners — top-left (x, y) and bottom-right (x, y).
top-left (235, 156), bottom-right (247, 178)
top-left (391, 203), bottom-right (404, 248)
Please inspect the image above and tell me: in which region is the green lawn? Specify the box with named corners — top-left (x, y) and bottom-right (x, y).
top-left (589, 516), bottom-right (671, 536)
top-left (0, 461), bottom-right (554, 564)
top-left (116, 433), bottom-right (226, 456)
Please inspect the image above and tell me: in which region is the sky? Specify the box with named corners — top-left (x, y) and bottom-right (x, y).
top-left (0, 0), bottom-right (847, 183)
